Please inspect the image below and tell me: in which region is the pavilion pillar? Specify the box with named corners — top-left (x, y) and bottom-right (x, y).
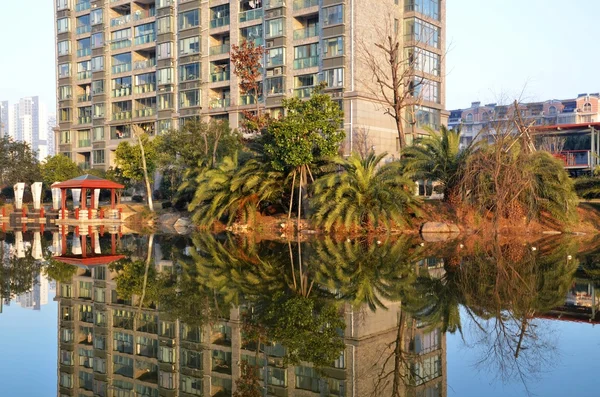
top-left (61, 189), bottom-right (67, 219)
top-left (110, 189), bottom-right (115, 209)
top-left (82, 234), bottom-right (87, 258)
top-left (592, 128), bottom-right (596, 169)
top-left (111, 233), bottom-right (116, 255)
top-left (89, 189), bottom-right (95, 219)
top-left (61, 226), bottom-right (67, 255)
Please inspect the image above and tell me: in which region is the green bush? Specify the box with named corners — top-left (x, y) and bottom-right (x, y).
top-left (574, 177), bottom-right (600, 199)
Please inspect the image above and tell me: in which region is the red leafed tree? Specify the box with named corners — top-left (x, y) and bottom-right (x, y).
top-left (230, 40), bottom-right (270, 135)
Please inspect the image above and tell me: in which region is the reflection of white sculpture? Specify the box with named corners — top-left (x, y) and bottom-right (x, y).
top-left (72, 235), bottom-right (82, 255)
top-left (13, 183), bottom-right (25, 210)
top-left (51, 185), bottom-right (61, 210)
top-left (72, 188), bottom-right (81, 208)
top-left (32, 232), bottom-right (42, 260)
top-left (94, 232), bottom-right (101, 254)
top-left (52, 232), bottom-right (61, 257)
top-left (15, 231), bottom-right (25, 258)
top-left (31, 182), bottom-right (43, 210)
top-left (93, 189), bottom-right (100, 209)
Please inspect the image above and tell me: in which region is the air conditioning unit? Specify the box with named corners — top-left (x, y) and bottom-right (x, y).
top-left (273, 67), bottom-right (282, 75)
top-left (266, 40), bottom-right (274, 48)
top-left (266, 70), bottom-right (274, 77)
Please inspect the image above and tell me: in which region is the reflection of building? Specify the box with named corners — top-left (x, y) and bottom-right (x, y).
top-left (540, 278), bottom-right (600, 325)
top-left (56, 246), bottom-right (447, 397)
top-left (15, 272), bottom-right (49, 311)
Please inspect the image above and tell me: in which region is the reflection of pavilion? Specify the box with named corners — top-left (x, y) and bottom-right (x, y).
top-left (53, 227), bottom-right (124, 267)
top-left (541, 278), bottom-right (600, 325)
top-left (55, 238), bottom-right (447, 397)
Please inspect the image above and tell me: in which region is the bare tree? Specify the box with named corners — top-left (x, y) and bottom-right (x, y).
top-left (132, 124), bottom-right (154, 211)
top-left (359, 15), bottom-right (434, 155)
top-left (352, 126), bottom-right (374, 159)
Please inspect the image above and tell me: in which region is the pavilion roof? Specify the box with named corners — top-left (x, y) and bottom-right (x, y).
top-left (54, 254), bottom-right (125, 266)
top-left (51, 174), bottom-right (124, 189)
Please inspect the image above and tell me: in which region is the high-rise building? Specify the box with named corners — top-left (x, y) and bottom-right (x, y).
top-left (54, 0), bottom-right (446, 170)
top-left (48, 115), bottom-right (58, 157)
top-left (0, 100), bottom-right (12, 138)
top-left (5, 96), bottom-right (49, 160)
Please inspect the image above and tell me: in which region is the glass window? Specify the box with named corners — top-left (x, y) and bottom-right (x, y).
top-left (58, 63), bottom-right (71, 78)
top-left (180, 89), bottom-right (200, 108)
top-left (179, 36), bottom-right (200, 55)
top-left (404, 18), bottom-right (440, 48)
top-left (179, 9), bottom-right (200, 30)
top-left (267, 47), bottom-right (284, 67)
top-left (323, 36), bottom-right (344, 57)
top-left (57, 18), bottom-right (70, 33)
top-left (179, 62), bottom-right (200, 81)
top-left (157, 42), bottom-right (172, 59)
top-left (266, 18), bottom-right (284, 38)
top-left (407, 47), bottom-right (440, 76)
top-left (323, 5), bottom-right (343, 26)
top-left (322, 68), bottom-right (344, 88)
top-left (405, 0), bottom-right (441, 20)
top-left (265, 76), bottom-right (284, 95)
top-left (91, 8), bottom-right (103, 25)
top-left (181, 376), bottom-right (203, 395)
top-left (157, 16), bottom-right (172, 34)
top-left (57, 0), bottom-right (71, 10)
top-left (91, 32), bottom-right (104, 48)
top-left (412, 77), bottom-right (440, 103)
top-left (91, 56), bottom-right (104, 71)
top-left (92, 80), bottom-right (104, 94)
top-left (157, 68), bottom-right (173, 84)
top-left (58, 40), bottom-right (71, 56)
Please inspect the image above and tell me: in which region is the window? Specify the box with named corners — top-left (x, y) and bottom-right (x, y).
top-left (94, 335), bottom-right (106, 350)
top-left (114, 332), bottom-right (134, 354)
top-left (60, 130), bottom-right (72, 144)
top-left (412, 77), bottom-right (440, 103)
top-left (91, 32), bottom-right (104, 48)
top-left (405, 0), bottom-right (441, 20)
top-left (91, 56), bottom-right (104, 71)
top-left (113, 355), bottom-right (134, 378)
top-left (79, 348), bottom-right (94, 368)
top-left (179, 36), bottom-right (200, 55)
top-left (79, 281), bottom-right (92, 299)
top-left (322, 68), bottom-right (344, 88)
top-left (179, 62), bottom-right (200, 81)
top-left (60, 350), bottom-right (74, 366)
top-left (60, 373), bottom-right (73, 389)
top-left (323, 5), bottom-right (343, 26)
top-left (94, 357), bottom-right (106, 374)
top-left (91, 80), bottom-right (104, 94)
top-left (465, 113), bottom-right (473, 123)
top-left (266, 18), bottom-right (284, 38)
top-left (57, 0), bottom-right (70, 10)
top-left (157, 42), bottom-right (172, 59)
top-left (60, 283), bottom-right (72, 297)
top-left (91, 8), bottom-right (103, 25)
top-left (405, 18), bottom-right (440, 48)
top-left (93, 149), bottom-right (105, 164)
top-left (59, 108), bottom-right (72, 122)
top-left (79, 304), bottom-right (93, 322)
top-left (294, 43), bottom-right (318, 69)
top-left (58, 63), bottom-right (71, 78)
top-left (407, 47), bottom-right (440, 76)
top-left (93, 126), bottom-right (105, 141)
top-left (158, 346), bottom-right (175, 363)
top-left (415, 329), bottom-right (440, 354)
top-left (548, 105), bottom-right (557, 116)
top-left (265, 76), bottom-right (284, 95)
top-left (160, 321), bottom-right (176, 337)
top-left (181, 324), bottom-right (203, 343)
top-left (157, 68), bottom-right (173, 84)
top-left (76, 14), bottom-right (91, 34)
top-left (77, 37), bottom-right (91, 56)
top-left (181, 349), bottom-right (203, 370)
top-left (241, 24), bottom-right (263, 41)
top-left (158, 93), bottom-right (174, 110)
top-left (584, 102), bottom-right (592, 112)
top-left (57, 18), bottom-right (70, 33)
top-left (181, 376), bottom-right (203, 395)
top-left (157, 16), bottom-right (172, 34)
top-left (179, 9), bottom-right (200, 30)
top-left (180, 90), bottom-right (200, 108)
top-left (323, 37), bottom-right (344, 57)
top-left (136, 336), bottom-right (158, 358)
top-left (58, 40), bottom-right (71, 56)
top-left (295, 366), bottom-right (320, 392)
top-left (267, 47), bottom-right (284, 67)
top-left (159, 372), bottom-right (174, 389)
top-left (412, 355), bottom-right (442, 385)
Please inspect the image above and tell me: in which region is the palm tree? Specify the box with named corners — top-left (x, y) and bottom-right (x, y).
top-left (312, 153), bottom-right (420, 232)
top-left (189, 154), bottom-right (284, 227)
top-left (402, 126), bottom-right (472, 203)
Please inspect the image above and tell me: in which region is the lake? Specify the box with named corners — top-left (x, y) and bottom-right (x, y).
top-left (0, 231), bottom-right (598, 397)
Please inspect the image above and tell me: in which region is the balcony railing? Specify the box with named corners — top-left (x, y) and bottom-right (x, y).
top-left (76, 48), bottom-right (92, 57)
top-left (293, 0), bottom-right (318, 10)
top-left (77, 94), bottom-right (91, 102)
top-left (240, 94), bottom-right (263, 106)
top-left (77, 71), bottom-right (93, 80)
top-left (240, 8), bottom-right (263, 23)
top-left (293, 56), bottom-right (318, 69)
top-left (76, 25), bottom-right (91, 35)
top-left (209, 98), bottom-right (231, 109)
top-left (210, 43), bottom-right (230, 56)
top-left (210, 16), bottom-right (230, 29)
top-left (134, 83), bottom-right (156, 94)
top-left (134, 33), bottom-right (156, 46)
top-left (78, 139), bottom-right (91, 148)
top-left (111, 39), bottom-right (131, 50)
top-left (243, 37), bottom-right (264, 46)
top-left (112, 111), bottom-right (132, 120)
top-left (134, 8), bottom-right (156, 21)
top-left (134, 59), bottom-right (156, 70)
top-left (294, 86), bottom-right (314, 98)
top-left (134, 108), bottom-right (156, 118)
top-left (266, 0), bottom-right (286, 8)
top-left (552, 150), bottom-right (591, 168)
top-left (110, 14), bottom-right (131, 27)
top-left (112, 87), bottom-right (131, 97)
top-left (293, 24), bottom-right (319, 40)
top-left (78, 116), bottom-right (92, 124)
top-left (75, 1), bottom-right (91, 12)
top-left (112, 63), bottom-right (132, 74)
top-left (210, 70), bottom-right (230, 82)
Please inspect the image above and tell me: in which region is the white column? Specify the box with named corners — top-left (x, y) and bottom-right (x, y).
top-left (32, 231), bottom-right (42, 260)
top-left (94, 231), bottom-right (101, 254)
top-left (93, 189), bottom-right (100, 209)
top-left (31, 182), bottom-right (43, 210)
top-left (15, 231), bottom-right (25, 258)
top-left (71, 188), bottom-right (81, 208)
top-left (72, 234), bottom-right (82, 255)
top-left (52, 231), bottom-right (61, 257)
top-left (13, 183), bottom-right (25, 210)
top-left (51, 185), bottom-right (61, 210)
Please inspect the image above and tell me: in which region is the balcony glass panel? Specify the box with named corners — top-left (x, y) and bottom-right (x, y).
top-left (239, 8), bottom-right (263, 23)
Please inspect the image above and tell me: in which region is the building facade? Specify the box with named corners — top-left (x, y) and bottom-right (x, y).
top-left (54, 0), bottom-right (446, 170)
top-left (449, 93), bottom-right (600, 148)
top-left (1, 97), bottom-right (50, 160)
top-left (0, 100), bottom-right (13, 138)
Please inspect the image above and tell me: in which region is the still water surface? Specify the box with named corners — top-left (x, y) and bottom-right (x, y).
top-left (0, 232), bottom-right (598, 397)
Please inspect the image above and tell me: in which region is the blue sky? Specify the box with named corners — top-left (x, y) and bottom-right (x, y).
top-left (0, 0), bottom-right (598, 112)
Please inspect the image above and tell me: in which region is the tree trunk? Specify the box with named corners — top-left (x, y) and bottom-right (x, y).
top-left (138, 234), bottom-right (155, 314)
top-left (133, 126), bottom-right (154, 212)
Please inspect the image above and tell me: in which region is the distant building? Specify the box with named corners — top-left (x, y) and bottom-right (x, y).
top-left (449, 93), bottom-right (600, 148)
top-left (15, 273), bottom-right (49, 311)
top-left (0, 100), bottom-right (12, 138)
top-left (47, 115), bottom-right (57, 157)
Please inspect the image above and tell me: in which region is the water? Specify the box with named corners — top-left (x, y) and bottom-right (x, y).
top-left (0, 231), bottom-right (598, 397)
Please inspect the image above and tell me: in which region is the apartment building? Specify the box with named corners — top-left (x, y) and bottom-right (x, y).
top-left (449, 93), bottom-right (600, 148)
top-left (0, 97), bottom-right (50, 160)
top-left (54, 234), bottom-right (447, 397)
top-left (54, 0), bottom-right (446, 170)
top-left (0, 101), bottom-right (11, 138)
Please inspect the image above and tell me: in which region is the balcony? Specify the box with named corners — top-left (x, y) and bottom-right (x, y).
top-left (111, 15), bottom-right (131, 27)
top-left (134, 83), bottom-right (156, 94)
top-left (77, 94), bottom-right (91, 102)
top-left (134, 33), bottom-right (156, 46)
top-left (112, 63), bottom-right (132, 74)
top-left (293, 56), bottom-right (318, 69)
top-left (78, 116), bottom-right (92, 124)
top-left (134, 108), bottom-right (156, 118)
top-left (78, 139), bottom-right (91, 148)
top-left (112, 111), bottom-right (132, 120)
top-left (77, 71), bottom-right (93, 80)
top-left (266, 0), bottom-right (286, 8)
top-left (134, 8), bottom-right (156, 21)
top-left (293, 0), bottom-right (318, 10)
top-left (294, 86), bottom-right (314, 98)
top-left (209, 98), bottom-right (231, 109)
top-left (210, 43), bottom-right (230, 56)
top-left (77, 48), bottom-right (92, 57)
top-left (75, 1), bottom-right (91, 12)
top-left (76, 25), bottom-right (91, 35)
top-left (293, 24), bottom-right (318, 40)
top-left (210, 71), bottom-right (230, 83)
top-left (210, 16), bottom-right (230, 29)
top-left (112, 87), bottom-right (132, 97)
top-left (240, 8), bottom-right (263, 23)
top-left (111, 39), bottom-right (132, 50)
top-left (134, 59), bottom-right (156, 70)
top-left (240, 94), bottom-right (263, 106)
top-left (267, 55), bottom-right (284, 68)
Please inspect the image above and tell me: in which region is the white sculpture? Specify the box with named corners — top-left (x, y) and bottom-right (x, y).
top-left (13, 183), bottom-right (25, 210)
top-left (31, 182), bottom-right (43, 210)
